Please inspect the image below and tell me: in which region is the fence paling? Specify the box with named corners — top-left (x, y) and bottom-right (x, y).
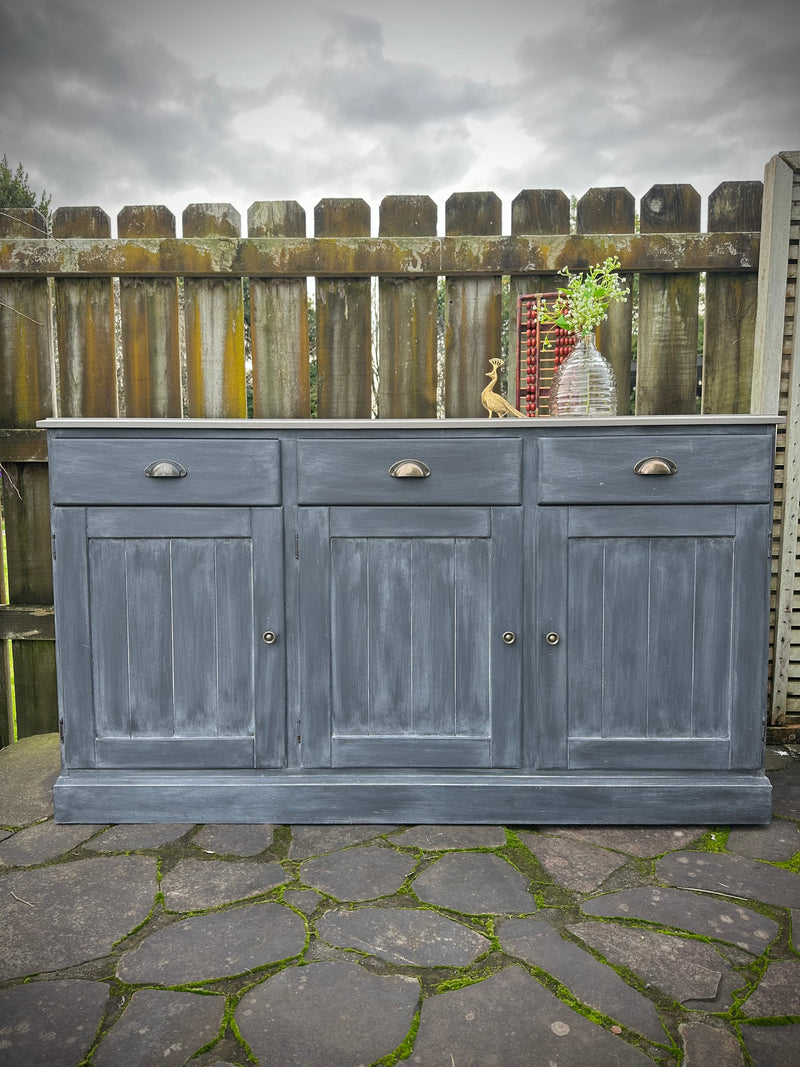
top-left (248, 201), bottom-right (311, 420)
top-left (118, 205), bottom-right (182, 418)
top-left (509, 189), bottom-right (571, 415)
top-left (183, 204), bottom-right (247, 419)
top-left (1, 177), bottom-right (791, 744)
top-left (377, 196), bottom-right (438, 420)
top-left (315, 199), bottom-right (373, 419)
top-left (636, 185), bottom-right (702, 416)
top-left (444, 192), bottom-right (503, 419)
top-left (53, 207), bottom-right (118, 418)
top-left (577, 187), bottom-right (635, 416)
top-left (702, 182), bottom-right (763, 415)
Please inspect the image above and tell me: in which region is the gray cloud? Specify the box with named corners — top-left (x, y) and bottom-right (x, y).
top-left (301, 8), bottom-right (510, 127)
top-left (0, 0), bottom-right (796, 225)
top-left (0, 0), bottom-right (282, 206)
top-left (509, 0), bottom-right (799, 195)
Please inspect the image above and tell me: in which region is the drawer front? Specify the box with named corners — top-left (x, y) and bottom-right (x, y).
top-left (539, 434), bottom-right (773, 504)
top-left (297, 439), bottom-right (521, 504)
top-left (49, 438), bottom-right (281, 505)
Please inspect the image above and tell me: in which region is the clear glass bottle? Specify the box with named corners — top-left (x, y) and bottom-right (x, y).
top-left (549, 334), bottom-right (617, 417)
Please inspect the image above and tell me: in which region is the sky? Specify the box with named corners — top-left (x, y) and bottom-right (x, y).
top-left (1, 0), bottom-right (798, 235)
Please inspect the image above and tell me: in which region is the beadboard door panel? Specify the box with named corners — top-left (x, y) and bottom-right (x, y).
top-left (298, 505), bottom-right (523, 769)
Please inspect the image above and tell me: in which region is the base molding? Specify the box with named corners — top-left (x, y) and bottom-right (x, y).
top-left (53, 769), bottom-right (773, 825)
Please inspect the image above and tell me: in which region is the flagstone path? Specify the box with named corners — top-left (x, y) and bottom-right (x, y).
top-left (1, 734), bottom-right (799, 1066)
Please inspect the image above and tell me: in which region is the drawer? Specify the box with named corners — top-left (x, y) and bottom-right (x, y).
top-left (539, 434), bottom-right (774, 504)
top-left (49, 437), bottom-right (281, 505)
top-left (297, 438), bottom-right (521, 504)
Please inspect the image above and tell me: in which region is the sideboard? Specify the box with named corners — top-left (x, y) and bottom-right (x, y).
top-left (41, 416), bottom-right (780, 824)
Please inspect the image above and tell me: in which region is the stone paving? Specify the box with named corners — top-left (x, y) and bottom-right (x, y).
top-left (1, 736), bottom-right (799, 1066)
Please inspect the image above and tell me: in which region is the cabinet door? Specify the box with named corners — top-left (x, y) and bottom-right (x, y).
top-left (55, 507), bottom-right (285, 769)
top-left (535, 504), bottom-right (770, 771)
top-left (298, 506), bottom-right (522, 769)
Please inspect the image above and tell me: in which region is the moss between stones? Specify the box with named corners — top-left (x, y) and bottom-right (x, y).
top-left (372, 1006), bottom-right (421, 1065)
top-left (9, 818), bottom-right (800, 1065)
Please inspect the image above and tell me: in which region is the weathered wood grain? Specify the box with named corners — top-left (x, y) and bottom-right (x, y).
top-left (636, 185), bottom-right (702, 415)
top-left (444, 192), bottom-right (502, 417)
top-left (752, 154), bottom-right (794, 415)
top-left (510, 189), bottom-right (571, 409)
top-left (118, 205), bottom-right (182, 417)
top-left (53, 207), bottom-right (118, 417)
top-left (577, 187), bottom-right (635, 414)
top-left (702, 182), bottom-right (762, 413)
top-left (182, 203), bottom-right (247, 417)
top-left (0, 231), bottom-right (760, 277)
top-left (248, 201), bottom-right (311, 418)
top-left (314, 199), bottom-right (372, 418)
top-left (0, 605), bottom-right (55, 640)
top-left (0, 208), bottom-right (58, 739)
top-left (377, 196), bottom-right (438, 418)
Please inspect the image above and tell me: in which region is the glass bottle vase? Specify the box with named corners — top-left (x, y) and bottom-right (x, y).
top-left (549, 334), bottom-right (617, 417)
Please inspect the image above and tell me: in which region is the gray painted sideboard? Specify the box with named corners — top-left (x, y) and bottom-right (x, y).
top-left (41, 416), bottom-right (780, 824)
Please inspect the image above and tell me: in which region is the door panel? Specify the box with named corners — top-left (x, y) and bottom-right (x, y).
top-left (299, 506), bottom-right (522, 769)
top-left (85, 507), bottom-right (284, 769)
top-left (538, 503), bottom-right (766, 771)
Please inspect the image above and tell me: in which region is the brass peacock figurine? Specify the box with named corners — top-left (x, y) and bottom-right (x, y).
top-left (481, 358), bottom-right (525, 418)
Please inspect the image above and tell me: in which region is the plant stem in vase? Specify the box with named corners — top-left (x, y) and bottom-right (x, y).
top-left (549, 334), bottom-right (617, 417)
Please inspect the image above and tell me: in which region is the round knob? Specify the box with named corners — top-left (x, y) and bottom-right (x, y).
top-left (502, 631), bottom-right (517, 645)
top-left (262, 631), bottom-right (277, 645)
top-left (545, 632), bottom-right (560, 646)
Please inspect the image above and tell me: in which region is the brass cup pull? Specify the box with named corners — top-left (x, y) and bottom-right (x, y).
top-left (389, 459), bottom-right (431, 479)
top-left (545, 632), bottom-right (560, 646)
top-left (502, 631), bottom-right (517, 645)
top-left (144, 460), bottom-right (187, 478)
top-left (633, 456), bottom-right (677, 476)
top-left (262, 631), bottom-right (277, 645)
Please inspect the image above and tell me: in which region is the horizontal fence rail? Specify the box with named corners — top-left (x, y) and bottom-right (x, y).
top-left (1, 170), bottom-right (798, 746)
top-left (0, 233), bottom-right (759, 277)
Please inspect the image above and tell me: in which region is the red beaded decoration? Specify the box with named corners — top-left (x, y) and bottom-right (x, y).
top-left (515, 295), bottom-right (576, 415)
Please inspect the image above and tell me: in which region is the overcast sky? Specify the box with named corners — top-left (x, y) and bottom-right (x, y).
top-left (1, 0), bottom-right (798, 234)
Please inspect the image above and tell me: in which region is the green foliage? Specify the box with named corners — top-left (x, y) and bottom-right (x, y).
top-left (538, 256), bottom-right (630, 339)
top-left (0, 155), bottom-right (51, 220)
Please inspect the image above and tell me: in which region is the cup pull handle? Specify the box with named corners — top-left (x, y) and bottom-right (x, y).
top-left (633, 457), bottom-right (677, 476)
top-left (389, 459), bottom-right (431, 479)
top-left (144, 460), bottom-right (187, 478)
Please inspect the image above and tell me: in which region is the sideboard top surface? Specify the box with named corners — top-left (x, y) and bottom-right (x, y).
top-left (39, 415), bottom-right (784, 433)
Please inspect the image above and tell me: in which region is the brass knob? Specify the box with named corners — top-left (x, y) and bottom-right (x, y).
top-left (262, 631), bottom-right (277, 645)
top-left (389, 459), bottom-right (431, 479)
top-left (545, 632), bottom-right (560, 646)
top-left (502, 631), bottom-right (517, 645)
top-left (633, 456), bottom-right (677, 476)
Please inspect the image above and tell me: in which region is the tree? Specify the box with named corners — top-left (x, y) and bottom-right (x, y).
top-left (0, 155), bottom-right (51, 220)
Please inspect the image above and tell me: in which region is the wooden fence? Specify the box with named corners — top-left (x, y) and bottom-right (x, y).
top-left (0, 157), bottom-right (797, 745)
